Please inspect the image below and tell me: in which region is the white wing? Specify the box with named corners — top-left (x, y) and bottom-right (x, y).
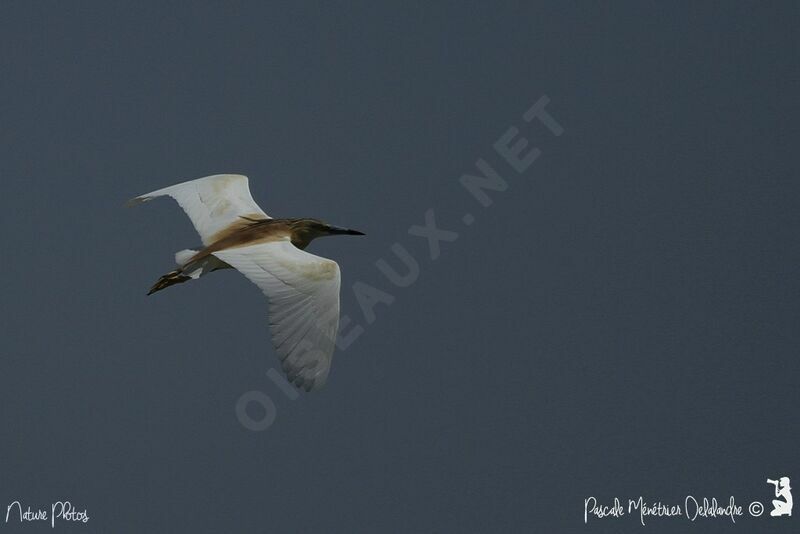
top-left (128, 174), bottom-right (270, 245)
top-left (212, 240), bottom-right (341, 392)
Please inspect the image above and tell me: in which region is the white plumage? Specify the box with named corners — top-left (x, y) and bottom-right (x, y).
top-left (214, 241), bottom-right (340, 390)
top-left (130, 174), bottom-right (361, 391)
top-left (128, 174), bottom-right (270, 246)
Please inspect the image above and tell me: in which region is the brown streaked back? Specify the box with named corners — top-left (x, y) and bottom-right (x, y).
top-left (184, 218), bottom-right (290, 265)
top-left (184, 217), bottom-right (327, 266)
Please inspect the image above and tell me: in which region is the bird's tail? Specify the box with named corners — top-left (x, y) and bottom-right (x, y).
top-left (147, 269), bottom-right (191, 296)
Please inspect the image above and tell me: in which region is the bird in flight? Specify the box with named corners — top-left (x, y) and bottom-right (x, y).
top-left (128, 174), bottom-right (364, 391)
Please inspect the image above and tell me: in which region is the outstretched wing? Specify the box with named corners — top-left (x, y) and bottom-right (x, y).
top-left (128, 174), bottom-right (270, 245)
top-left (212, 240), bottom-right (341, 392)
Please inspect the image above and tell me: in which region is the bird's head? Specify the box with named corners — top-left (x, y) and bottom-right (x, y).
top-left (289, 218), bottom-right (365, 249)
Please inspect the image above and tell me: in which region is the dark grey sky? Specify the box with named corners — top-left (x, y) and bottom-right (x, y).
top-left (1, 2), bottom-right (798, 532)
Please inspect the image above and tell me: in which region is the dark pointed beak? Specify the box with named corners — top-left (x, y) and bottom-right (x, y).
top-left (327, 225), bottom-right (365, 236)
